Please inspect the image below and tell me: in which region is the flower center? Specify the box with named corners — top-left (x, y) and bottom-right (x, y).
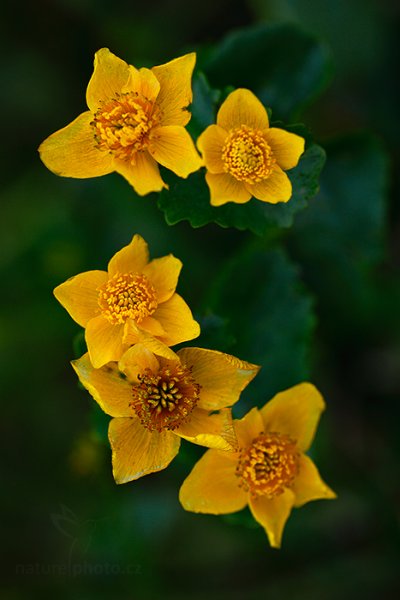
top-left (130, 362), bottom-right (201, 432)
top-left (222, 126), bottom-right (275, 183)
top-left (236, 432), bottom-right (299, 498)
top-left (98, 273), bottom-right (158, 325)
top-left (92, 92), bottom-right (159, 162)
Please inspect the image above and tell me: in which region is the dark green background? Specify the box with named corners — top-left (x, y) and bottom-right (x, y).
top-left (1, 0), bottom-right (399, 598)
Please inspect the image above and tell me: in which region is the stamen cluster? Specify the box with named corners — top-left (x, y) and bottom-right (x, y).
top-left (92, 92), bottom-right (159, 161)
top-left (236, 432), bottom-right (299, 498)
top-left (222, 125), bottom-right (275, 183)
top-left (98, 272), bottom-right (158, 325)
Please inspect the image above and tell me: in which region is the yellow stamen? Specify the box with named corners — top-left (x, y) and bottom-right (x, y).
top-left (130, 363), bottom-right (201, 432)
top-left (236, 432), bottom-right (299, 498)
top-left (92, 92), bottom-right (160, 162)
top-left (98, 273), bottom-right (158, 325)
top-left (222, 125), bottom-right (275, 183)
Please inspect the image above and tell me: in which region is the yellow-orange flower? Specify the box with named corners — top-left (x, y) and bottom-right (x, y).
top-left (197, 88), bottom-right (305, 206)
top-left (72, 344), bottom-right (260, 483)
top-left (179, 383), bottom-right (336, 548)
top-left (54, 234), bottom-right (200, 368)
top-left (39, 48), bottom-right (202, 195)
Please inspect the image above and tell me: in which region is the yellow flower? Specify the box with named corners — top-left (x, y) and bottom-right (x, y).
top-left (72, 344), bottom-right (260, 483)
top-left (179, 383), bottom-right (336, 548)
top-left (54, 234), bottom-right (200, 368)
top-left (197, 88), bottom-right (305, 206)
top-left (39, 48), bottom-right (202, 195)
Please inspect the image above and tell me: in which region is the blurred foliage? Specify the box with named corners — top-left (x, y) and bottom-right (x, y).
top-left (1, 0), bottom-right (400, 599)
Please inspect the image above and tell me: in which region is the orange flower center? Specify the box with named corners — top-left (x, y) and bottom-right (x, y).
top-left (236, 432), bottom-right (299, 498)
top-left (222, 126), bottom-right (275, 183)
top-left (92, 92), bottom-right (160, 162)
top-left (130, 363), bottom-right (201, 432)
top-left (98, 273), bottom-right (158, 325)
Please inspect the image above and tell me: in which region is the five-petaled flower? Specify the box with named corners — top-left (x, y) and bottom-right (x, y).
top-left (179, 383), bottom-right (336, 548)
top-left (39, 48), bottom-right (202, 195)
top-left (197, 88), bottom-right (305, 206)
top-left (72, 344), bottom-right (260, 483)
top-left (54, 234), bottom-right (200, 368)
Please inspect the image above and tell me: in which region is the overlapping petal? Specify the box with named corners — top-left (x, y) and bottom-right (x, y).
top-left (86, 48), bottom-right (131, 111)
top-left (152, 293), bottom-right (200, 346)
top-left (149, 126), bottom-right (202, 178)
top-left (247, 166), bottom-right (292, 204)
top-left (249, 489), bottom-right (295, 549)
top-left (107, 234), bottom-right (149, 277)
top-left (175, 408), bottom-right (236, 451)
top-left (85, 315), bottom-right (125, 368)
top-left (142, 255), bottom-right (182, 303)
top-left (151, 53), bottom-right (196, 126)
top-left (260, 383), bottom-right (325, 451)
top-left (292, 455), bottom-right (337, 507)
top-left (53, 270), bottom-right (106, 327)
top-left (217, 88), bottom-right (269, 131)
top-left (205, 172), bottom-right (252, 206)
top-left (179, 449), bottom-right (247, 514)
top-left (72, 353), bottom-right (132, 417)
top-left (109, 417), bottom-right (181, 484)
top-left (39, 112), bottom-right (114, 179)
top-left (234, 407), bottom-right (265, 448)
top-left (265, 128), bottom-right (305, 170)
top-left (177, 347), bottom-right (260, 410)
top-left (196, 125), bottom-right (227, 173)
top-left (114, 152), bottom-right (166, 196)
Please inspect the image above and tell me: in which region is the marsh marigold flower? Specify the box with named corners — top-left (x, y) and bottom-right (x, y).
top-left (39, 48), bottom-right (202, 195)
top-left (54, 234), bottom-right (200, 368)
top-left (72, 344), bottom-right (260, 483)
top-left (179, 383), bottom-right (336, 548)
top-left (197, 88), bottom-right (305, 206)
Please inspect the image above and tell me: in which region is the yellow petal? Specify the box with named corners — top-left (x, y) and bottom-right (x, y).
top-left (260, 383), bottom-right (326, 452)
top-left (179, 449), bottom-right (247, 513)
top-left (126, 66), bottom-right (160, 102)
top-left (247, 166), bottom-right (292, 204)
top-left (153, 293), bottom-right (200, 346)
top-left (177, 347), bottom-right (260, 410)
top-left (234, 407), bottom-right (265, 448)
top-left (109, 417), bottom-right (180, 483)
top-left (196, 125), bottom-right (227, 173)
top-left (71, 353), bottom-right (132, 417)
top-left (149, 126), bottom-right (202, 178)
top-left (206, 172), bottom-right (251, 206)
top-left (85, 315), bottom-right (125, 368)
top-left (175, 407), bottom-right (237, 451)
top-left (265, 128), bottom-right (305, 171)
top-left (152, 53), bottom-right (196, 126)
top-left (249, 489), bottom-right (295, 548)
top-left (293, 454), bottom-right (337, 507)
top-left (107, 234), bottom-right (149, 277)
top-left (138, 316), bottom-right (166, 337)
top-left (114, 151), bottom-right (166, 196)
top-left (53, 270), bottom-right (107, 327)
top-left (142, 255), bottom-right (182, 303)
top-left (118, 343), bottom-right (160, 382)
top-left (123, 319), bottom-right (178, 360)
top-left (86, 48), bottom-right (130, 111)
top-left (39, 112), bottom-right (114, 179)
top-left (217, 88), bottom-right (269, 132)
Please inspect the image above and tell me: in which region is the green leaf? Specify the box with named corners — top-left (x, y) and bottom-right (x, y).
top-left (200, 22), bottom-right (333, 121)
top-left (188, 72), bottom-right (220, 138)
top-left (289, 133), bottom-right (389, 337)
top-left (201, 242), bottom-right (315, 409)
top-left (158, 131), bottom-right (325, 235)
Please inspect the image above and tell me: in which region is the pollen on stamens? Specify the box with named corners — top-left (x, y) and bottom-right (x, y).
top-left (130, 362), bottom-right (201, 432)
top-left (98, 272), bottom-right (158, 325)
top-left (222, 125), bottom-right (275, 184)
top-left (91, 91), bottom-right (160, 162)
top-left (236, 432), bottom-right (300, 498)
